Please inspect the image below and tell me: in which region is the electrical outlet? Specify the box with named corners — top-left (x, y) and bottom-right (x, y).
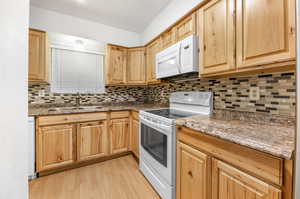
top-left (38, 90), bottom-right (45, 97)
top-left (249, 87), bottom-right (260, 100)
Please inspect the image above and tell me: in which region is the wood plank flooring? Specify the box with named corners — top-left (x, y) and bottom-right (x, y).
top-left (29, 155), bottom-right (161, 199)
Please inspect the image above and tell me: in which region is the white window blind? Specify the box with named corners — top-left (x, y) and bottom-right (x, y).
top-left (51, 47), bottom-right (105, 94)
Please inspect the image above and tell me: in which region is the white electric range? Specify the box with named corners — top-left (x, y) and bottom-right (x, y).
top-left (139, 91), bottom-right (213, 199)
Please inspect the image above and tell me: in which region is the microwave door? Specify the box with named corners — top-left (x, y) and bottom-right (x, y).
top-left (156, 45), bottom-right (181, 78)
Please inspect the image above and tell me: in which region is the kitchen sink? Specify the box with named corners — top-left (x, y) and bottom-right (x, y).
top-left (48, 106), bottom-right (104, 112)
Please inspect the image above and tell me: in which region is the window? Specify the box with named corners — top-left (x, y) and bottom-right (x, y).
top-left (51, 47), bottom-right (105, 94)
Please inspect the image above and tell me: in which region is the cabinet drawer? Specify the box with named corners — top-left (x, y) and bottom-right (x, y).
top-left (110, 111), bottom-right (130, 119)
top-left (131, 111), bottom-right (139, 121)
top-left (38, 112), bottom-right (107, 126)
top-left (177, 127), bottom-right (283, 186)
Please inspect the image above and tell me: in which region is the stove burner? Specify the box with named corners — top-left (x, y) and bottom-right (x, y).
top-left (145, 109), bottom-right (194, 119)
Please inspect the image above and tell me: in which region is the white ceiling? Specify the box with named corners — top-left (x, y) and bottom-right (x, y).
top-left (30, 0), bottom-right (172, 33)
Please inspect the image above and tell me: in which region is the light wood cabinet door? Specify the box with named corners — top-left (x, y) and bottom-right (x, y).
top-left (131, 119), bottom-right (139, 158)
top-left (175, 12), bottom-right (197, 41)
top-left (160, 28), bottom-right (176, 50)
top-left (110, 118), bottom-right (130, 155)
top-left (106, 45), bottom-right (127, 84)
top-left (236, 0), bottom-right (296, 69)
top-left (146, 39), bottom-right (161, 84)
top-left (198, 0), bottom-right (236, 75)
top-left (212, 158), bottom-right (282, 199)
top-left (37, 124), bottom-right (75, 172)
top-left (176, 142), bottom-right (211, 199)
top-left (77, 121), bottom-right (108, 162)
top-left (29, 29), bottom-right (47, 82)
top-left (127, 47), bottom-right (146, 84)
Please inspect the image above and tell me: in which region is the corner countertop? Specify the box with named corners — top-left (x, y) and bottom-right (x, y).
top-left (29, 104), bottom-right (295, 160)
top-left (28, 103), bottom-right (168, 116)
top-left (176, 114), bottom-right (295, 160)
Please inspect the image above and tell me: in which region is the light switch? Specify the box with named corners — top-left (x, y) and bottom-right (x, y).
top-left (38, 90), bottom-right (45, 97)
top-left (249, 87), bottom-right (260, 101)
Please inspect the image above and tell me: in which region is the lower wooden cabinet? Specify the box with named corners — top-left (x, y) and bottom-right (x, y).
top-left (212, 158), bottom-right (282, 199)
top-left (37, 124), bottom-right (75, 172)
top-left (177, 127), bottom-right (293, 199)
top-left (176, 142), bottom-right (211, 199)
top-left (77, 121), bottom-right (108, 162)
top-left (36, 111), bottom-right (136, 174)
top-left (131, 119), bottom-right (140, 158)
top-left (109, 118), bottom-right (130, 155)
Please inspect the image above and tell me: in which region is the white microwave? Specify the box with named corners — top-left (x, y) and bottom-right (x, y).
top-left (156, 34), bottom-right (199, 79)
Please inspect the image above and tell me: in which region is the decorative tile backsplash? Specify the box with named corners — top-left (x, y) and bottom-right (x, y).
top-left (29, 72), bottom-right (296, 117)
top-left (29, 84), bottom-right (148, 105)
top-left (148, 72), bottom-right (296, 117)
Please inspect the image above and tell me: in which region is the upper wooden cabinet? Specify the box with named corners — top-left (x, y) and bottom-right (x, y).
top-left (198, 0), bottom-right (236, 75)
top-left (29, 29), bottom-right (48, 82)
top-left (77, 121), bottom-right (108, 162)
top-left (160, 28), bottom-right (176, 50)
top-left (106, 44), bottom-right (127, 85)
top-left (127, 47), bottom-right (146, 84)
top-left (212, 159), bottom-right (282, 199)
top-left (176, 142), bottom-right (211, 199)
top-left (146, 39), bottom-right (161, 84)
top-left (109, 118), bottom-right (130, 155)
top-left (37, 124), bottom-right (75, 172)
top-left (198, 0), bottom-right (296, 76)
top-left (175, 12), bottom-right (197, 42)
top-left (236, 0), bottom-right (296, 69)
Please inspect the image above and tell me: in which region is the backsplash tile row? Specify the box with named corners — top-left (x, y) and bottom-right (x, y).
top-left (29, 84), bottom-right (148, 105)
top-left (147, 72), bottom-right (296, 117)
top-left (29, 72), bottom-right (296, 117)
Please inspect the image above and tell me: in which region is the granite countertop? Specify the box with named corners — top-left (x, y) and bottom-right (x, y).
top-left (176, 113), bottom-right (295, 160)
top-left (29, 103), bottom-right (295, 160)
top-left (28, 103), bottom-right (168, 116)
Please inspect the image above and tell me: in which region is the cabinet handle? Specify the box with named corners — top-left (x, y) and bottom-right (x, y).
top-left (188, 171), bottom-right (193, 178)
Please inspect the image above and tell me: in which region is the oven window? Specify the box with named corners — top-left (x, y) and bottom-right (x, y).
top-left (141, 123), bottom-right (167, 167)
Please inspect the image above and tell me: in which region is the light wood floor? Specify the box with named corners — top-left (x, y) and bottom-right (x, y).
top-left (29, 155), bottom-right (161, 199)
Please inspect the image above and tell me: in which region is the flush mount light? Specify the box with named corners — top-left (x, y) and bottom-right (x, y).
top-left (76, 0), bottom-right (86, 4)
top-left (74, 39), bottom-right (85, 49)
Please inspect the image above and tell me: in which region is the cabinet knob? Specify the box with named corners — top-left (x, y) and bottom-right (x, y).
top-left (188, 171), bottom-right (193, 178)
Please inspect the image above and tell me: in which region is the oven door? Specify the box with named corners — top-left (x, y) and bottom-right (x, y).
top-left (139, 117), bottom-right (175, 185)
top-left (141, 123), bottom-right (168, 167)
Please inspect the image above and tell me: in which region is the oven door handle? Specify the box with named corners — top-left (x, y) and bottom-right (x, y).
top-left (140, 117), bottom-right (171, 135)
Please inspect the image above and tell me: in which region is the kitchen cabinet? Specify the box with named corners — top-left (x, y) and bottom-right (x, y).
top-left (36, 111), bottom-right (136, 174)
top-left (212, 159), bottom-right (281, 199)
top-left (106, 44), bottom-right (127, 85)
top-left (37, 124), bottom-right (75, 172)
top-left (160, 28), bottom-right (176, 50)
top-left (29, 29), bottom-right (48, 82)
top-left (130, 111), bottom-right (140, 158)
top-left (176, 142), bottom-right (211, 199)
top-left (77, 121), bottom-right (108, 162)
top-left (175, 12), bottom-right (197, 42)
top-left (177, 126), bottom-right (294, 199)
top-left (236, 0), bottom-right (296, 69)
top-left (198, 0), bottom-right (236, 75)
top-left (146, 39), bottom-right (161, 84)
top-left (198, 0), bottom-right (296, 77)
top-left (127, 47), bottom-right (146, 85)
top-left (110, 118), bottom-right (130, 155)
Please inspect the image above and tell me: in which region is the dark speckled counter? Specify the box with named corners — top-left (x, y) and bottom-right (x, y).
top-left (29, 103), bottom-right (168, 116)
top-left (176, 113), bottom-right (295, 160)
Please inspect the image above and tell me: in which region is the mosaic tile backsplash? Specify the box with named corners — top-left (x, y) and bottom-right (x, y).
top-left (148, 72), bottom-right (296, 117)
top-left (29, 84), bottom-right (148, 105)
top-left (29, 72), bottom-right (296, 117)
